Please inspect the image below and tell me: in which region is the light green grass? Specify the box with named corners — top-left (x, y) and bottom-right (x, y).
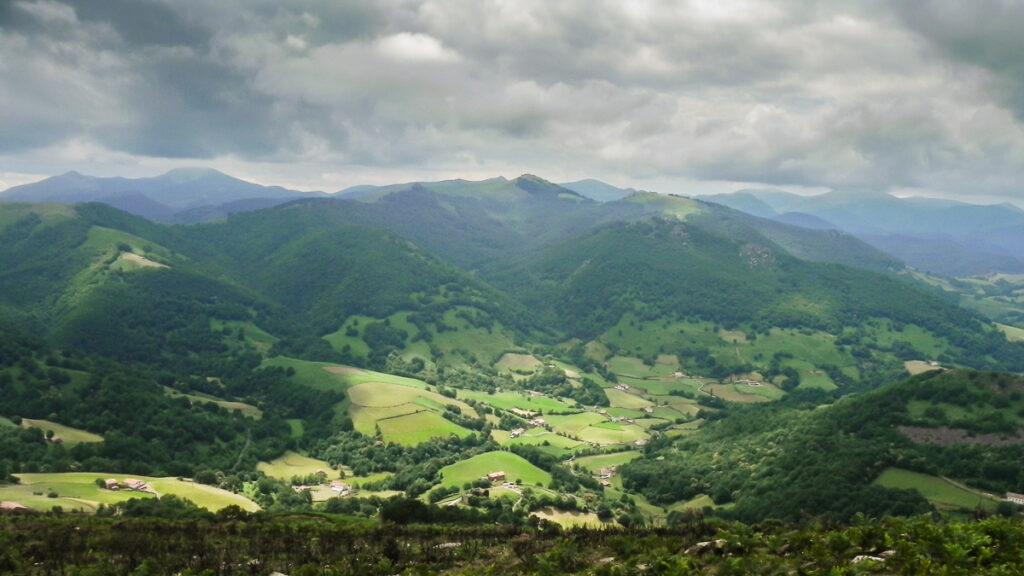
top-left (668, 494), bottom-right (716, 512)
top-left (572, 451), bottom-right (641, 474)
top-left (460, 390), bottom-right (577, 414)
top-left (376, 411), bottom-right (472, 445)
top-left (322, 315), bottom-right (375, 359)
top-left (604, 388), bottom-right (654, 410)
top-left (874, 468), bottom-right (999, 513)
top-left (705, 382), bottom-right (784, 403)
top-left (3, 473), bottom-right (258, 513)
top-left (0, 416), bottom-right (16, 427)
top-left (210, 319), bottom-right (279, 354)
top-left (261, 357), bottom-right (353, 391)
top-left (257, 451), bottom-right (337, 481)
top-left (438, 452), bottom-right (551, 488)
top-left (577, 424), bottom-right (647, 446)
top-left (544, 412), bottom-right (608, 435)
top-left (495, 353), bottom-right (541, 372)
top-left (21, 419), bottom-right (103, 445)
top-left (286, 419), bottom-right (304, 439)
top-left (782, 359), bottom-right (837, 391)
top-left (997, 323), bottom-right (1024, 342)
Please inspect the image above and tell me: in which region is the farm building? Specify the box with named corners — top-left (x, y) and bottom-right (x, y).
top-left (528, 418), bottom-right (546, 427)
top-left (1, 501), bottom-right (28, 511)
top-left (486, 471), bottom-right (506, 482)
top-left (509, 428), bottom-right (525, 438)
top-left (104, 478), bottom-right (119, 490)
top-left (124, 478), bottom-right (147, 490)
top-left (329, 481), bottom-right (351, 495)
top-left (1007, 492), bottom-right (1024, 505)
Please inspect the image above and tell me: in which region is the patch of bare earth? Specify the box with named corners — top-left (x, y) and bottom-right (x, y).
top-left (323, 366), bottom-right (366, 375)
top-left (120, 252), bottom-right (168, 268)
top-left (898, 425), bottom-right (1024, 447)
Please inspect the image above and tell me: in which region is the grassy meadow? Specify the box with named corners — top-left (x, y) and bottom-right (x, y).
top-left (1, 473), bottom-right (259, 513)
top-left (438, 451), bottom-right (551, 488)
top-left (874, 468), bottom-right (1000, 513)
top-left (21, 418), bottom-right (103, 445)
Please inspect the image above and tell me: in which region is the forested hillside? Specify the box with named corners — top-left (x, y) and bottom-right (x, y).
top-left (1, 177), bottom-right (1023, 529)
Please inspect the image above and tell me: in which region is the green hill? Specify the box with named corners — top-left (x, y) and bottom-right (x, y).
top-left (622, 369), bottom-right (1024, 522)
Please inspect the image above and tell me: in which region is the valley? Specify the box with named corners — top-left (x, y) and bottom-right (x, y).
top-left (1, 174), bottom-right (1023, 533)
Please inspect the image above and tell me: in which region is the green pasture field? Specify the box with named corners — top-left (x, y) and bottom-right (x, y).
top-left (322, 315), bottom-right (373, 359)
top-left (571, 451), bottom-right (641, 474)
top-left (261, 357), bottom-right (352, 391)
top-left (459, 390), bottom-right (577, 414)
top-left (0, 416), bottom-right (13, 427)
top-left (859, 319), bottom-right (948, 358)
top-left (438, 451), bottom-right (551, 488)
top-left (629, 378), bottom-right (698, 396)
top-left (705, 382), bottom-right (785, 403)
top-left (257, 451), bottom-right (337, 481)
top-left (495, 353), bottom-right (541, 372)
top-left (210, 319), bottom-right (279, 354)
top-left (419, 308), bottom-right (518, 368)
top-left (2, 473), bottom-right (258, 513)
top-left (604, 407), bottom-right (645, 419)
top-left (286, 419), bottom-right (304, 439)
top-left (347, 382), bottom-right (476, 415)
top-left (604, 388), bottom-right (654, 410)
top-left (376, 411), bottom-right (472, 446)
top-left (164, 388), bottom-right (263, 419)
top-left (350, 404), bottom-right (420, 437)
top-left (577, 423), bottom-right (647, 446)
top-left (607, 356), bottom-right (654, 378)
top-left (782, 359), bottom-right (837, 391)
top-left (544, 412), bottom-right (608, 436)
top-left (668, 494), bottom-right (716, 512)
top-left (874, 468), bottom-right (999, 513)
top-left (996, 323), bottom-right (1024, 342)
top-left (21, 419), bottom-right (103, 445)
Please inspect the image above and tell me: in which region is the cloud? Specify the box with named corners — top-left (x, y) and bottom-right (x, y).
top-left (2, 0), bottom-right (1024, 202)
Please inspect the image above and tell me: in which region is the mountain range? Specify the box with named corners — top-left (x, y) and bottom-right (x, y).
top-left (701, 189), bottom-right (1024, 276)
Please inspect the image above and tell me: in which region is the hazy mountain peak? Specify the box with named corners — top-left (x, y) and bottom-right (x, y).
top-left (161, 167), bottom-right (228, 183)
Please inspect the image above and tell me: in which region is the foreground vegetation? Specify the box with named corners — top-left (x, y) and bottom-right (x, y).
top-left (1, 511), bottom-right (1024, 575)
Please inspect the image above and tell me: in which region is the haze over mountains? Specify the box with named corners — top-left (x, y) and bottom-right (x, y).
top-left (702, 189), bottom-right (1024, 277)
top-left (5, 168), bottom-right (1022, 278)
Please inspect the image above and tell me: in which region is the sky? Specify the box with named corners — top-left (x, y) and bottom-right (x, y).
top-left (2, 0), bottom-right (1024, 204)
